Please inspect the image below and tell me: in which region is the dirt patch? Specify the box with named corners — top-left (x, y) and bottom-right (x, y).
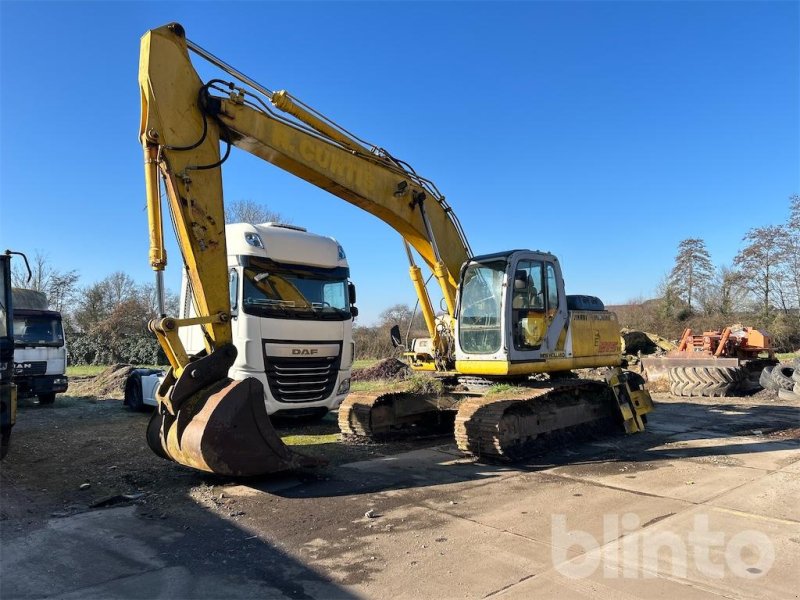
top-left (0, 384), bottom-right (444, 529)
top-left (352, 358), bottom-right (410, 382)
top-left (67, 364), bottom-right (136, 400)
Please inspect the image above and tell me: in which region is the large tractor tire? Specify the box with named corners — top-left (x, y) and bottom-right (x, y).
top-left (770, 366), bottom-right (795, 392)
top-left (668, 366), bottom-right (745, 397)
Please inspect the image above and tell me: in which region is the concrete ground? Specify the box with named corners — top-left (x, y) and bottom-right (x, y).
top-left (1, 393), bottom-right (799, 599)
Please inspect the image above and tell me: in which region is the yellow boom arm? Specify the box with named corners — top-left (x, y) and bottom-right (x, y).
top-left (139, 23), bottom-right (471, 369)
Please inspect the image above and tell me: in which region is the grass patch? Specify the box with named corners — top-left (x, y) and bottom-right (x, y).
top-left (67, 364), bottom-right (165, 377)
top-left (281, 433), bottom-right (340, 446)
top-left (351, 379), bottom-right (407, 394)
top-left (485, 383), bottom-right (531, 397)
top-left (66, 365), bottom-right (108, 377)
top-left (776, 352), bottom-right (799, 361)
top-left (406, 375), bottom-right (444, 395)
top-left (352, 359), bottom-right (380, 370)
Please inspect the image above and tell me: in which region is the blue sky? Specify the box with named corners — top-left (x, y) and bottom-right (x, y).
top-left (1, 1), bottom-right (798, 325)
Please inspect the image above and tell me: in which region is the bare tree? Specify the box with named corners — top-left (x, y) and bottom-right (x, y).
top-left (11, 250), bottom-right (80, 313)
top-left (779, 194), bottom-right (800, 309)
top-left (668, 238), bottom-right (714, 313)
top-left (733, 225), bottom-right (786, 317)
top-left (224, 199), bottom-right (287, 224)
top-left (698, 265), bottom-right (746, 316)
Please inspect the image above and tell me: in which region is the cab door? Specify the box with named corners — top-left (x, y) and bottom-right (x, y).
top-left (507, 255), bottom-right (567, 361)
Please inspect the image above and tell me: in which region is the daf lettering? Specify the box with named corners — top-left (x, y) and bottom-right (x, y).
top-left (292, 348), bottom-right (319, 356)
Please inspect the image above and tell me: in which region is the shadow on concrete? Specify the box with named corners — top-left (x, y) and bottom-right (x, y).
top-left (1, 492), bottom-right (358, 599)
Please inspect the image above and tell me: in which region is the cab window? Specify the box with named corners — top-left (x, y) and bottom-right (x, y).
top-left (546, 263), bottom-right (559, 313)
top-left (512, 260), bottom-right (545, 350)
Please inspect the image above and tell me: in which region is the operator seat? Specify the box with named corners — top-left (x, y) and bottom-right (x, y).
top-left (512, 270), bottom-right (537, 310)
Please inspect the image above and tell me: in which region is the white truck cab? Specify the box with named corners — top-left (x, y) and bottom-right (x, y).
top-left (11, 289), bottom-right (68, 404)
top-left (130, 222), bottom-right (356, 419)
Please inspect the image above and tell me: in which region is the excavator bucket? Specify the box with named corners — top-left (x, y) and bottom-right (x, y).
top-left (147, 369), bottom-right (322, 476)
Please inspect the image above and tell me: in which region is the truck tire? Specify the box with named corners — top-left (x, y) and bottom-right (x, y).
top-left (124, 376), bottom-right (145, 412)
top-left (770, 366), bottom-right (795, 392)
top-left (759, 366), bottom-right (778, 391)
top-left (668, 366), bottom-right (744, 397)
top-left (38, 393), bottom-right (56, 405)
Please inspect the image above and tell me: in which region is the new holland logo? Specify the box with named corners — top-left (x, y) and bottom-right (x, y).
top-left (292, 348), bottom-right (319, 356)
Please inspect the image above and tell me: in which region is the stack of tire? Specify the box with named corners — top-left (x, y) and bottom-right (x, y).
top-left (759, 361), bottom-right (800, 401)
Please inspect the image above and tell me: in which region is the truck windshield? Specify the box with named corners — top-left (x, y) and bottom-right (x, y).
top-left (458, 260), bottom-right (506, 354)
top-left (241, 258), bottom-right (351, 321)
top-left (13, 314), bottom-right (65, 347)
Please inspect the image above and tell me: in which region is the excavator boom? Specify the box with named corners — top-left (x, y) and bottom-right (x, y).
top-left (139, 23), bottom-right (471, 474)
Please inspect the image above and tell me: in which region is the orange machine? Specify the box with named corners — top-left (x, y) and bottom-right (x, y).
top-left (674, 327), bottom-right (774, 360)
top-left (641, 326), bottom-right (776, 397)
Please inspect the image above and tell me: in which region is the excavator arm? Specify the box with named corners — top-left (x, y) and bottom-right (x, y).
top-left (141, 24), bottom-right (470, 369)
top-left (139, 23), bottom-right (471, 474)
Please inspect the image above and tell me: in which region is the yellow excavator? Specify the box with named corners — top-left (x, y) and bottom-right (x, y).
top-left (139, 23), bottom-right (654, 475)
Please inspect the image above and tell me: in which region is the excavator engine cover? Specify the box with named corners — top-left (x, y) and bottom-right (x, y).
top-left (147, 346), bottom-right (321, 475)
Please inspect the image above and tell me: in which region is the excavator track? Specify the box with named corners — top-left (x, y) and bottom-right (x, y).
top-left (338, 392), bottom-right (459, 439)
top-left (453, 380), bottom-right (620, 461)
top-left (339, 376), bottom-right (648, 462)
top-left (338, 393), bottom-right (386, 438)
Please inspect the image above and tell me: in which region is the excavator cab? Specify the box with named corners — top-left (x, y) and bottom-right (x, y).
top-left (455, 250), bottom-right (621, 377)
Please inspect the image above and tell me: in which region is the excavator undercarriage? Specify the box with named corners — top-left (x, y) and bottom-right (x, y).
top-left (339, 368), bottom-right (653, 462)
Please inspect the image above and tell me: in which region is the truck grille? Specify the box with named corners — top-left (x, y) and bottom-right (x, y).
top-left (265, 356), bottom-right (340, 403)
top-left (14, 361), bottom-right (47, 376)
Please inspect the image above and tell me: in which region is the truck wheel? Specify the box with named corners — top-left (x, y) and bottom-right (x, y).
top-left (124, 376), bottom-right (145, 412)
top-left (38, 393), bottom-right (56, 405)
top-left (770, 366), bottom-right (795, 392)
top-left (668, 366), bottom-right (744, 397)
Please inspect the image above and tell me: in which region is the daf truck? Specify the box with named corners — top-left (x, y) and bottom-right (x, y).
top-left (126, 222), bottom-right (357, 420)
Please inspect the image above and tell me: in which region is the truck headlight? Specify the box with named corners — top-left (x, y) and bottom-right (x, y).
top-left (54, 378), bottom-right (67, 385)
top-left (337, 378), bottom-right (351, 395)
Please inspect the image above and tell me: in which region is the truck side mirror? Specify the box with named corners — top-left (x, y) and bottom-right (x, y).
top-left (350, 305), bottom-right (359, 318)
top-left (390, 324), bottom-right (402, 349)
top-left (348, 282), bottom-right (357, 305)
